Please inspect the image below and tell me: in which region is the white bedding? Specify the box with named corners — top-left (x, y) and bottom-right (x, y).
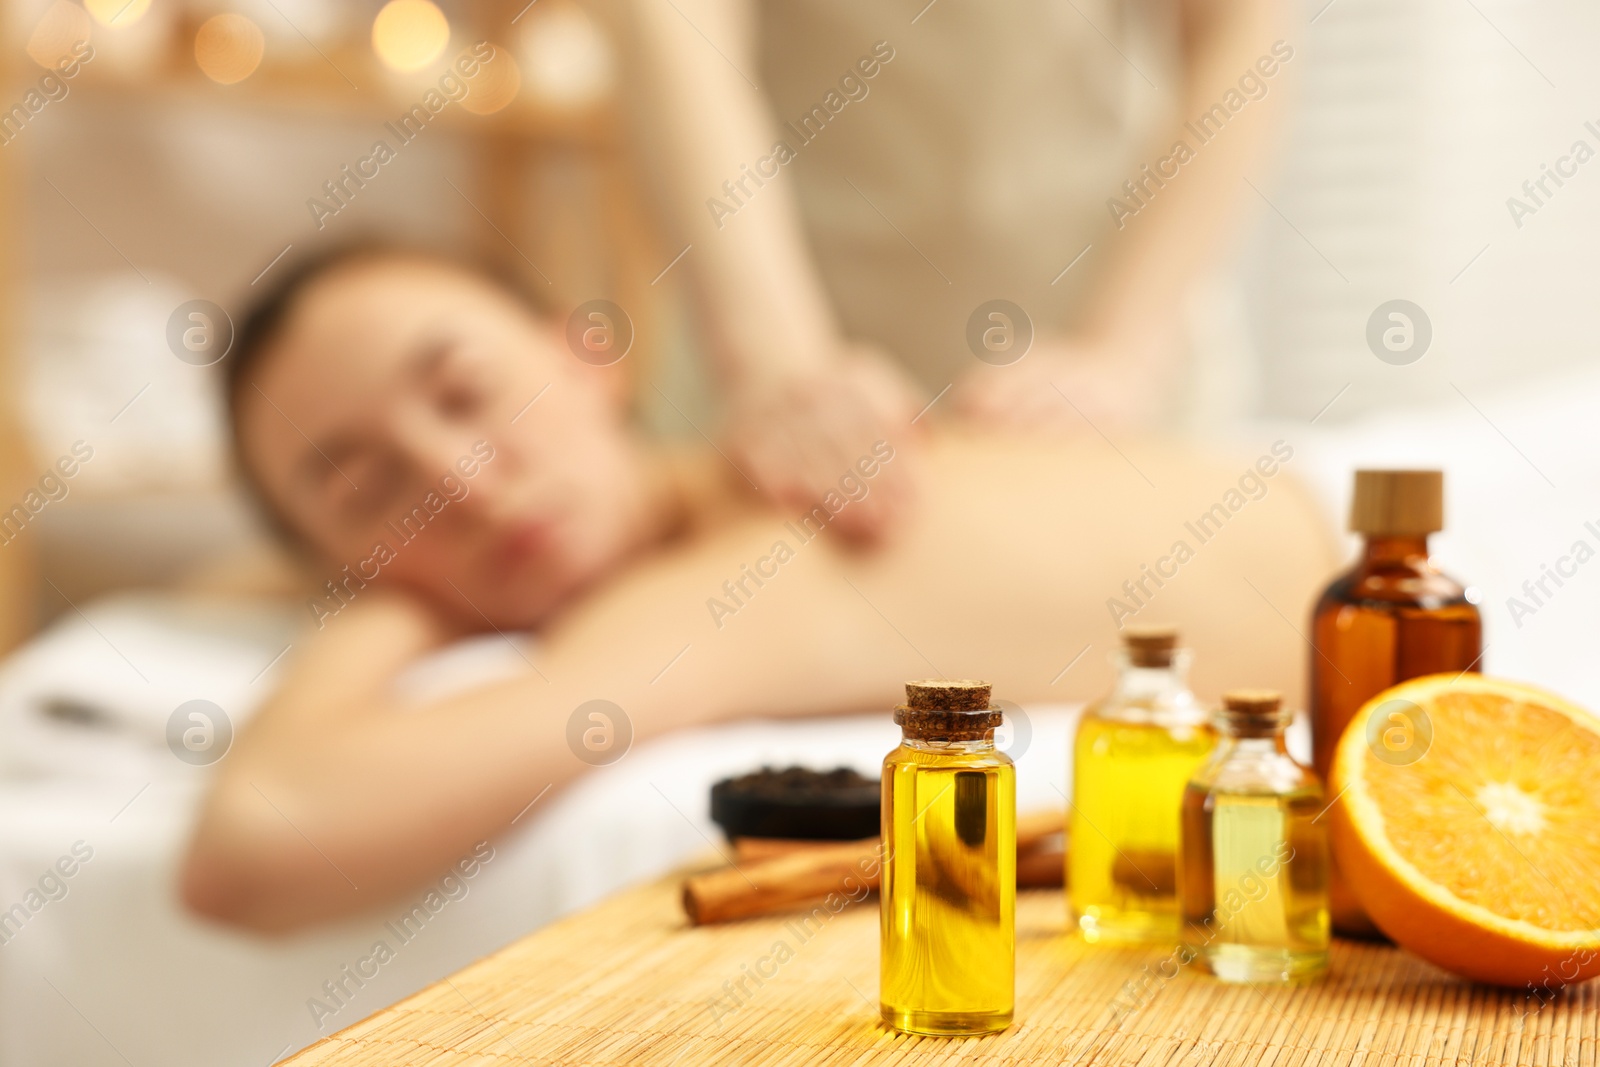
top-left (0, 366), bottom-right (1596, 1065)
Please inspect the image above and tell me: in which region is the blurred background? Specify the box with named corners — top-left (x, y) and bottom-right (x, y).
top-left (0, 0), bottom-right (1595, 647)
top-left (0, 0), bottom-right (703, 646)
top-left (0, 1), bottom-right (1596, 1064)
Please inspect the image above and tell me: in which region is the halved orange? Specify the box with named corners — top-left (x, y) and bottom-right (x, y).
top-left (1331, 673), bottom-right (1600, 987)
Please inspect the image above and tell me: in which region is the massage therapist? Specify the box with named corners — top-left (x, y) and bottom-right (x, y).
top-left (598, 0), bottom-right (1288, 536)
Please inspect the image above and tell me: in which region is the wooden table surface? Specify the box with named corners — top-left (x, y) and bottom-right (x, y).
top-left (284, 875), bottom-right (1597, 1066)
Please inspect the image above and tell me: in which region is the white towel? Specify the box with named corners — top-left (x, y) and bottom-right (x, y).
top-left (0, 594), bottom-right (536, 782)
top-left (0, 594), bottom-right (298, 781)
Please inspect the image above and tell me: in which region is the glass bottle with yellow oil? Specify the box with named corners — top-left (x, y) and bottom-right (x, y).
top-left (881, 680), bottom-right (1015, 1036)
top-left (1069, 625), bottom-right (1214, 943)
top-left (1179, 690), bottom-right (1329, 983)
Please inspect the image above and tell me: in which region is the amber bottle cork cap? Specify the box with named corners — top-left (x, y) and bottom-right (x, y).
top-left (1219, 688), bottom-right (1289, 735)
top-left (895, 680), bottom-right (1003, 739)
top-left (1122, 624), bottom-right (1179, 668)
top-left (1350, 469), bottom-right (1443, 535)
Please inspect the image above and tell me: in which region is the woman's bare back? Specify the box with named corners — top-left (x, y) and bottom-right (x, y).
top-left (182, 432), bottom-right (1338, 931)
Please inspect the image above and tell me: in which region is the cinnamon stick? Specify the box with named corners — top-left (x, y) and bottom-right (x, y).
top-left (1017, 807), bottom-right (1066, 888)
top-left (732, 837), bottom-right (850, 863)
top-left (1016, 838), bottom-right (1066, 889)
top-left (685, 809), bottom-right (1065, 925)
top-left (685, 839), bottom-right (881, 925)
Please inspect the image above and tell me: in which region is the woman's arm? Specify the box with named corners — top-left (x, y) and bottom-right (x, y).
top-left (599, 0), bottom-right (919, 541)
top-left (1080, 0), bottom-right (1290, 360)
top-left (179, 517), bottom-right (896, 933)
top-left (606, 0), bottom-right (832, 382)
top-left (955, 0), bottom-right (1291, 428)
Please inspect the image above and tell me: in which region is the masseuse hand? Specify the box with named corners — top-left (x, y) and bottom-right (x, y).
top-left (952, 336), bottom-right (1162, 434)
top-left (723, 344), bottom-right (921, 544)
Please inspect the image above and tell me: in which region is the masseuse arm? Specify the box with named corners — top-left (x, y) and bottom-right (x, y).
top-left (953, 0), bottom-right (1291, 429)
top-left (597, 0), bottom-right (917, 540)
top-left (605, 0), bottom-right (830, 381)
top-left (1075, 0), bottom-right (1289, 365)
top-left (179, 437), bottom-right (1336, 932)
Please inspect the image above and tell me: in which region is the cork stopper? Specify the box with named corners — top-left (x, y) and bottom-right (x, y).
top-left (1350, 470), bottom-right (1443, 536)
top-left (1219, 689), bottom-right (1289, 736)
top-left (1122, 624), bottom-right (1179, 668)
top-left (895, 680), bottom-right (1003, 740)
top-left (905, 679), bottom-right (991, 711)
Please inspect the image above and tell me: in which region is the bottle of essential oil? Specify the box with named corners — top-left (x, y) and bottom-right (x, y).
top-left (1069, 625), bottom-right (1213, 943)
top-left (881, 680), bottom-right (1016, 1036)
top-left (1179, 690), bottom-right (1329, 983)
top-left (1310, 469), bottom-right (1481, 935)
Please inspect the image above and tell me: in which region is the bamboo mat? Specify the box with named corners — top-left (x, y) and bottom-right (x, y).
top-left (284, 876), bottom-right (1597, 1067)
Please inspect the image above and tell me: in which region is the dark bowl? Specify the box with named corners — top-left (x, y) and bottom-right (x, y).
top-left (709, 766), bottom-right (881, 841)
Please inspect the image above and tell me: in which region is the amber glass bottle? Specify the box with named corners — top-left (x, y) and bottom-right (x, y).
top-left (1309, 470), bottom-right (1481, 935)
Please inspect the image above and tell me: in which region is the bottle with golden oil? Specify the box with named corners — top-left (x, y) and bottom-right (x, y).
top-left (1179, 690), bottom-right (1329, 983)
top-left (881, 680), bottom-right (1015, 1036)
top-left (1069, 625), bottom-right (1214, 944)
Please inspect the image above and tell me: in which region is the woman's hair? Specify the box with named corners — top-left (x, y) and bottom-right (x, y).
top-left (223, 239), bottom-right (548, 547)
top-left (225, 240), bottom-right (549, 426)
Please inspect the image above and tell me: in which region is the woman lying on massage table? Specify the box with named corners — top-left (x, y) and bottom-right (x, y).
top-left (180, 247), bottom-right (1337, 932)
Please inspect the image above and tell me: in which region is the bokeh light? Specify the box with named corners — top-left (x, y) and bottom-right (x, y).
top-left (84, 0), bottom-right (152, 28)
top-left (458, 46), bottom-right (521, 116)
top-left (26, 0), bottom-right (94, 69)
top-left (195, 14), bottom-right (265, 85)
top-left (519, 6), bottom-right (614, 108)
top-left (371, 0), bottom-right (449, 74)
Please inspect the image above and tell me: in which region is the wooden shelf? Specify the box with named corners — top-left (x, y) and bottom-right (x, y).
top-left (39, 43), bottom-right (617, 146)
top-left (0, 6), bottom-right (666, 637)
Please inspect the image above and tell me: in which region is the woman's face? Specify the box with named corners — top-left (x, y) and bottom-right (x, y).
top-left (237, 257), bottom-right (645, 630)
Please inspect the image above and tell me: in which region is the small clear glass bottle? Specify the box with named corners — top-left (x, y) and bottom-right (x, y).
top-left (881, 680), bottom-right (1015, 1037)
top-left (1070, 625), bottom-right (1213, 943)
top-left (1179, 690), bottom-right (1330, 983)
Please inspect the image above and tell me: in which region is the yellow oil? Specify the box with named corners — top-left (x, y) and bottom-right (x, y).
top-left (1179, 786), bottom-right (1330, 982)
top-left (1070, 715), bottom-right (1214, 943)
top-left (881, 741), bottom-right (1015, 1036)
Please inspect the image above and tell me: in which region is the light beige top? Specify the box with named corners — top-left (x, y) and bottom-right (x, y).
top-left (756, 0), bottom-right (1180, 390)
